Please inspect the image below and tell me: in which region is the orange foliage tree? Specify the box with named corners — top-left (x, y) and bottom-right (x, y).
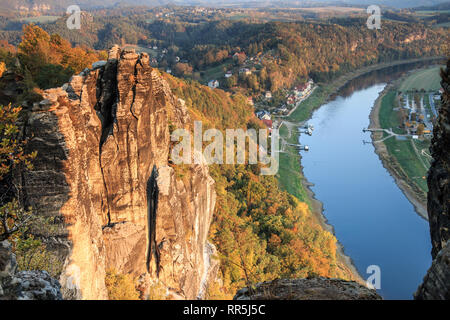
top-left (17, 24), bottom-right (103, 89)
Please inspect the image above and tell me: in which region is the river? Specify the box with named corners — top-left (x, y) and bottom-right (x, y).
top-left (298, 62), bottom-right (440, 299)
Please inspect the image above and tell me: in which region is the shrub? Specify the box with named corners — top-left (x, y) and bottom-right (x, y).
top-left (15, 234), bottom-right (64, 278)
top-left (147, 281), bottom-right (167, 300)
top-left (105, 269), bottom-right (140, 300)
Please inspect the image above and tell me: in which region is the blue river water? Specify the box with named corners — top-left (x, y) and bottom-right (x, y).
top-left (299, 81), bottom-right (432, 300)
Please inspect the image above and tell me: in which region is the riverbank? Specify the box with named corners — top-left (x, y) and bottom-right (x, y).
top-left (368, 79), bottom-right (429, 220)
top-left (287, 56), bottom-right (445, 123)
top-left (302, 166), bottom-right (366, 285)
top-left (278, 121), bottom-right (364, 284)
top-left (278, 57), bottom-right (443, 286)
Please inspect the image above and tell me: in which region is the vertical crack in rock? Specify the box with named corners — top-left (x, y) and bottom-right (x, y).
top-left (129, 58), bottom-right (141, 121)
top-left (146, 165), bottom-right (160, 276)
top-left (95, 60), bottom-right (119, 226)
top-left (96, 61), bottom-right (119, 149)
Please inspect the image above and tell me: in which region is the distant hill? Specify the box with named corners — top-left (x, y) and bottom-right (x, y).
top-left (1, 0), bottom-right (450, 12)
top-left (340, 0), bottom-right (450, 9)
top-left (412, 1), bottom-right (450, 10)
top-left (0, 0), bottom-right (170, 13)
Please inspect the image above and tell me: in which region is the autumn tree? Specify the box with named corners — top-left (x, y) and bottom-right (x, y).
top-left (174, 62), bottom-right (193, 77)
top-left (105, 269), bottom-right (140, 300)
top-left (417, 123), bottom-right (426, 135)
top-left (17, 24), bottom-right (102, 89)
top-left (0, 104), bottom-right (35, 240)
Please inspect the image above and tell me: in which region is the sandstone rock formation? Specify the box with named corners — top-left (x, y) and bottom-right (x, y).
top-left (21, 46), bottom-right (216, 300)
top-left (415, 60), bottom-right (450, 300)
top-left (234, 278), bottom-right (382, 300)
top-left (0, 241), bottom-right (62, 300)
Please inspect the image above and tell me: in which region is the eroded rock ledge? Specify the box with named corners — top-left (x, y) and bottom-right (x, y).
top-left (0, 241), bottom-right (62, 300)
top-left (234, 278), bottom-right (382, 300)
top-left (22, 46), bottom-right (217, 300)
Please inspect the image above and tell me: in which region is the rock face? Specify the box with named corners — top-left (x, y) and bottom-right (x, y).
top-left (234, 278), bottom-right (382, 300)
top-left (21, 46), bottom-right (216, 299)
top-left (415, 240), bottom-right (450, 300)
top-left (427, 60), bottom-right (450, 259)
top-left (415, 60), bottom-right (450, 300)
top-left (0, 241), bottom-right (62, 300)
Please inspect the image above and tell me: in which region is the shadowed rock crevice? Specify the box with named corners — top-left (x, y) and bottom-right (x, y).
top-left (95, 61), bottom-right (119, 227)
top-left (129, 58), bottom-right (142, 121)
top-left (95, 60), bottom-right (119, 151)
top-left (146, 165), bottom-right (160, 276)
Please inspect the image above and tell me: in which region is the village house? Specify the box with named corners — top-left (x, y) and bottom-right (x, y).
top-left (239, 68), bottom-right (252, 76)
top-left (277, 105), bottom-right (288, 114)
top-left (256, 110), bottom-right (271, 121)
top-left (233, 52), bottom-right (247, 62)
top-left (208, 80), bottom-right (220, 89)
top-left (262, 119), bottom-right (273, 132)
top-left (287, 95), bottom-right (296, 105)
top-left (265, 91), bottom-right (272, 99)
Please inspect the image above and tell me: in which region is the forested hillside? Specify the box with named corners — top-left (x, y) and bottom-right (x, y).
top-left (164, 74), bottom-right (359, 298)
top-left (1, 9), bottom-right (448, 91)
top-left (36, 16), bottom-right (450, 93)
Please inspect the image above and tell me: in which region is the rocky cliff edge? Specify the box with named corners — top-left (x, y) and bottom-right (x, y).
top-left (415, 60), bottom-right (450, 300)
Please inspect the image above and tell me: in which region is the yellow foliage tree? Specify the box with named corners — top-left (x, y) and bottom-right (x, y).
top-left (105, 269), bottom-right (140, 300)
